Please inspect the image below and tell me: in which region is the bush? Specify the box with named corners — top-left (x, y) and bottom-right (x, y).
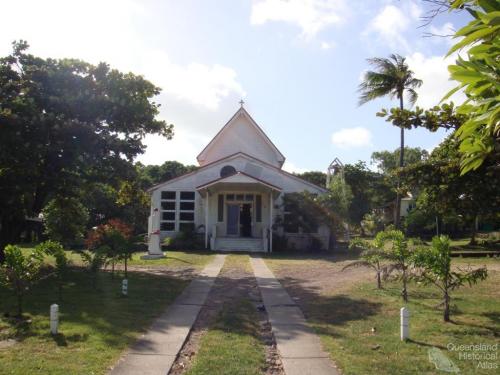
top-left (36, 240), bottom-right (69, 301)
top-left (42, 196), bottom-right (89, 246)
top-left (0, 245), bottom-right (45, 316)
top-left (162, 227), bottom-right (204, 250)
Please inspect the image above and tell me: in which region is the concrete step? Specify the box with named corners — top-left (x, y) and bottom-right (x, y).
top-left (215, 238), bottom-right (264, 252)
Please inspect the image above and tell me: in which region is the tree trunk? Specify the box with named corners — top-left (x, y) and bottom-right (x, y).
top-left (402, 267), bottom-right (408, 302)
top-left (111, 259), bottom-right (115, 279)
top-left (376, 271), bottom-right (382, 289)
top-left (444, 290), bottom-right (450, 322)
top-left (470, 216), bottom-right (478, 245)
top-left (395, 95), bottom-right (405, 229)
top-left (125, 257), bottom-right (128, 279)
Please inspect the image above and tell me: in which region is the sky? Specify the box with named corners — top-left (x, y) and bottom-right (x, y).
top-left (0, 0), bottom-right (471, 173)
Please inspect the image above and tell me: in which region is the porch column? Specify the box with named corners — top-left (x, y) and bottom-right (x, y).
top-left (269, 191), bottom-right (273, 253)
top-left (205, 192), bottom-right (209, 249)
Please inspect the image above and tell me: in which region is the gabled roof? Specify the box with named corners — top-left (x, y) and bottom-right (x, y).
top-left (196, 107), bottom-right (286, 167)
top-left (196, 171), bottom-right (282, 191)
top-left (147, 152), bottom-right (327, 193)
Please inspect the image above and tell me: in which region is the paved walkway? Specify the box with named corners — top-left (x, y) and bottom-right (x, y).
top-left (250, 256), bottom-right (340, 375)
top-left (109, 254), bottom-right (226, 375)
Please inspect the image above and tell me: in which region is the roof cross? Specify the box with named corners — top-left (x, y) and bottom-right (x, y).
top-left (239, 99), bottom-right (245, 107)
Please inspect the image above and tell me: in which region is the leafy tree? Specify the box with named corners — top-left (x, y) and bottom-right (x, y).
top-left (323, 174), bottom-right (353, 222)
top-left (115, 180), bottom-right (150, 234)
top-left (42, 196), bottom-right (89, 246)
top-left (137, 161), bottom-right (197, 188)
top-left (79, 249), bottom-right (106, 290)
top-left (344, 162), bottom-right (395, 225)
top-left (413, 236), bottom-right (487, 322)
top-left (0, 245), bottom-right (45, 316)
top-left (86, 219), bottom-right (134, 278)
top-left (371, 147), bottom-right (429, 175)
top-left (36, 240), bottom-right (69, 301)
top-left (400, 136), bottom-right (500, 244)
top-left (358, 54), bottom-right (422, 227)
top-left (444, 0), bottom-right (500, 174)
top-left (0, 41), bottom-right (172, 261)
top-left (294, 171), bottom-right (327, 187)
top-left (346, 238), bottom-right (394, 289)
top-left (376, 229), bottom-right (414, 302)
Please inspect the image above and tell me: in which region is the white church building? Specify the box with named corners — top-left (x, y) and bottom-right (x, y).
top-left (146, 105), bottom-right (329, 254)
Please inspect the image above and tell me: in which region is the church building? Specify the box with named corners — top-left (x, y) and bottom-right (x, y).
top-left (146, 105), bottom-right (329, 254)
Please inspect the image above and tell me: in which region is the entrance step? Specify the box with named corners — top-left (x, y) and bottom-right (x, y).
top-left (214, 237), bottom-right (264, 252)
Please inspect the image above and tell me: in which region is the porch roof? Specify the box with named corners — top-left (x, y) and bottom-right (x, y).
top-left (196, 171), bottom-right (282, 194)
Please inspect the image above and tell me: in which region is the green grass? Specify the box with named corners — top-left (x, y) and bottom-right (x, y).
top-left (18, 243), bottom-right (215, 270)
top-left (186, 299), bottom-right (266, 375)
top-left (0, 268), bottom-right (188, 374)
top-left (304, 270), bottom-right (500, 374)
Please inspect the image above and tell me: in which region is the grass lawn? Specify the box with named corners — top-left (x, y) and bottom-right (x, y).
top-left (266, 256), bottom-right (500, 375)
top-left (0, 268), bottom-right (189, 374)
top-left (186, 299), bottom-right (266, 375)
top-left (186, 254), bottom-right (266, 375)
top-left (18, 243), bottom-right (215, 270)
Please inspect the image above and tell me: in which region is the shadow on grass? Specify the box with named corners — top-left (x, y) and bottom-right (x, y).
top-left (0, 268), bottom-right (188, 347)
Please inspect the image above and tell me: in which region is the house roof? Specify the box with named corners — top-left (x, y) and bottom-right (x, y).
top-left (196, 171), bottom-right (282, 191)
top-left (147, 152), bottom-right (327, 193)
top-left (196, 107), bottom-right (286, 167)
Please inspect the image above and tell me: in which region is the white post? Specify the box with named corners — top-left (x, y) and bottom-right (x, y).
top-left (148, 207), bottom-right (161, 255)
top-left (122, 279), bottom-right (128, 296)
top-left (400, 307), bottom-right (409, 341)
top-left (50, 304), bottom-right (59, 335)
top-left (205, 193), bottom-right (209, 249)
top-left (269, 192), bottom-right (273, 253)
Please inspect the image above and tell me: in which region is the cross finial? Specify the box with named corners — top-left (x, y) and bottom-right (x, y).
top-left (239, 99), bottom-right (245, 107)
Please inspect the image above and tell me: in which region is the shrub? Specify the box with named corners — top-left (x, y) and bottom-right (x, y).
top-left (36, 240), bottom-right (69, 301)
top-left (42, 196), bottom-right (89, 246)
top-left (0, 245), bottom-right (45, 316)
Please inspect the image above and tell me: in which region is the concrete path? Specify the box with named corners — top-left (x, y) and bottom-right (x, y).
top-left (109, 254), bottom-right (226, 375)
top-left (250, 256), bottom-right (340, 375)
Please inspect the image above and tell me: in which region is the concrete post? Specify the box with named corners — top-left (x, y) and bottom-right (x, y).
top-left (205, 193), bottom-right (209, 249)
top-left (269, 192), bottom-right (273, 253)
top-left (400, 307), bottom-right (409, 340)
top-left (122, 279), bottom-right (128, 296)
top-left (50, 304), bottom-right (59, 335)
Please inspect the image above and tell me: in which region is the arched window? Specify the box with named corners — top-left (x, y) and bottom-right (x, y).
top-left (220, 165), bottom-right (236, 178)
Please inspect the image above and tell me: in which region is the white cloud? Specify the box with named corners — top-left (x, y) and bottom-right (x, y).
top-left (282, 161), bottom-right (309, 174)
top-left (320, 41), bottom-right (335, 50)
top-left (365, 5), bottom-right (411, 51)
top-left (331, 127), bottom-right (372, 149)
top-left (250, 0), bottom-right (348, 39)
top-left (0, 0), bottom-right (246, 165)
top-left (406, 52), bottom-right (465, 108)
top-left (429, 22), bottom-right (455, 45)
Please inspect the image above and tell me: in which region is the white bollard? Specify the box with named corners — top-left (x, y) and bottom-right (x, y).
top-left (122, 279), bottom-right (128, 296)
top-left (50, 304), bottom-right (59, 335)
top-left (400, 307), bottom-right (409, 341)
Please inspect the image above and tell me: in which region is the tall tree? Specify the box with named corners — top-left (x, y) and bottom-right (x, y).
top-left (0, 41), bottom-right (173, 261)
top-left (358, 54), bottom-right (422, 227)
top-left (371, 147), bottom-right (429, 175)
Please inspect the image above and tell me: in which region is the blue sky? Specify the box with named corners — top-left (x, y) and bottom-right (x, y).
top-left (0, 0), bottom-right (470, 172)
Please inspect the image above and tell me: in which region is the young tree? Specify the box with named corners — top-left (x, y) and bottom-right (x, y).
top-left (79, 249), bottom-right (106, 290)
top-left (42, 196), bottom-right (89, 246)
top-left (0, 245), bottom-right (45, 316)
top-left (36, 240), bottom-right (69, 301)
top-left (346, 238), bottom-right (394, 289)
top-left (376, 229), bottom-right (414, 302)
top-left (86, 219), bottom-right (134, 279)
top-left (358, 54), bottom-right (422, 228)
top-left (413, 236), bottom-right (487, 322)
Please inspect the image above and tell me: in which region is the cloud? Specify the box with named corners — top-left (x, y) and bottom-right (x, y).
top-left (429, 22), bottom-right (455, 45)
top-left (331, 127), bottom-right (372, 149)
top-left (363, 2), bottom-right (422, 52)
top-left (0, 0), bottom-right (246, 165)
top-left (320, 41), bottom-right (335, 50)
top-left (406, 52), bottom-right (465, 108)
top-left (250, 0), bottom-right (348, 39)
top-left (282, 161), bottom-right (309, 174)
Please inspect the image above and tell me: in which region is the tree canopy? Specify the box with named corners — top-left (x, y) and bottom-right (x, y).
top-left (0, 41), bottom-right (173, 260)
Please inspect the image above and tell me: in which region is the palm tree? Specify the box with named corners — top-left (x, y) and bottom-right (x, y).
top-left (358, 54), bottom-right (422, 228)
